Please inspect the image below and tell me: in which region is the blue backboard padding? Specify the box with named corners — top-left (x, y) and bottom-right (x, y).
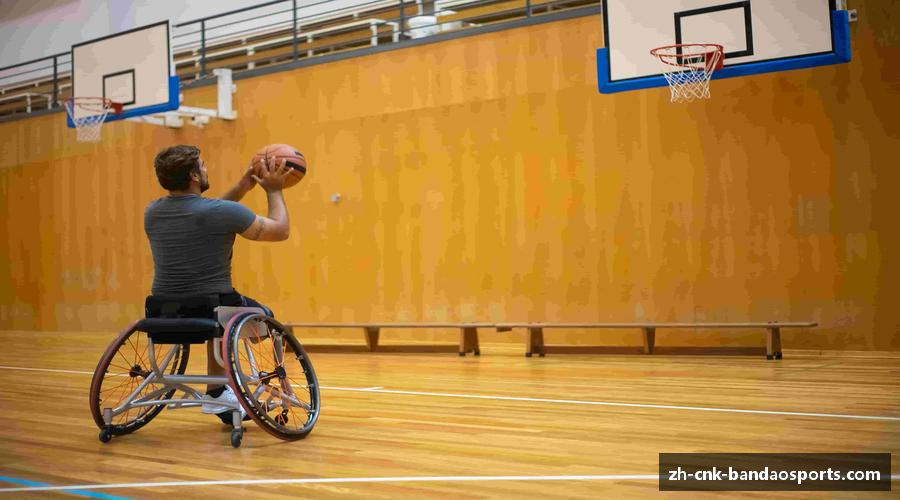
top-left (597, 10), bottom-right (851, 94)
top-left (67, 75), bottom-right (180, 127)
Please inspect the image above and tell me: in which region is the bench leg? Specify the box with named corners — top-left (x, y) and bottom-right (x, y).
top-left (365, 327), bottom-right (380, 352)
top-left (526, 327), bottom-right (545, 357)
top-left (773, 327), bottom-right (783, 359)
top-left (459, 327), bottom-right (480, 356)
top-left (766, 327), bottom-right (782, 360)
top-left (642, 327), bottom-right (656, 354)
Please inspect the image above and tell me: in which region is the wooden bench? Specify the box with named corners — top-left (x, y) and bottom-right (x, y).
top-left (436, 0), bottom-right (527, 25)
top-left (0, 75), bottom-right (70, 117)
top-left (284, 323), bottom-right (489, 355)
top-left (171, 0), bottom-right (414, 55)
top-left (0, 92), bottom-right (55, 116)
top-left (284, 321), bottom-right (817, 359)
top-left (495, 322), bottom-right (818, 359)
top-left (175, 18), bottom-right (399, 80)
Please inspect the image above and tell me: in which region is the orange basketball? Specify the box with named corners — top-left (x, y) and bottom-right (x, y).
top-left (253, 143), bottom-right (307, 189)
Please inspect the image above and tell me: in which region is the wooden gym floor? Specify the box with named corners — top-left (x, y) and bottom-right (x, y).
top-left (0, 330), bottom-right (897, 499)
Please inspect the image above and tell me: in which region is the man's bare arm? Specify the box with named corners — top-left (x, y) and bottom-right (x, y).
top-left (221, 183), bottom-right (250, 202)
top-left (246, 217), bottom-right (266, 240)
top-left (221, 164), bottom-right (257, 202)
top-left (240, 192), bottom-right (289, 241)
top-left (239, 161), bottom-right (291, 242)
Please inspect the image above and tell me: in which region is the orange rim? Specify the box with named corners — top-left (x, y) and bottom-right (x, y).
top-left (650, 44), bottom-right (724, 71)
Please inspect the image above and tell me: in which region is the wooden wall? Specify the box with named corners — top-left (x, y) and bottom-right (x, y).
top-left (1, 3), bottom-right (899, 349)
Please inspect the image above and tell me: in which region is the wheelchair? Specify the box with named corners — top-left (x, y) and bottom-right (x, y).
top-left (88, 295), bottom-right (321, 448)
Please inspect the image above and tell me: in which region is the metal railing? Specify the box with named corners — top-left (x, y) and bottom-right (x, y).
top-left (0, 0), bottom-right (600, 121)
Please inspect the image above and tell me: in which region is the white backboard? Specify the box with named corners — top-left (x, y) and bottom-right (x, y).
top-left (69, 20), bottom-right (177, 124)
top-left (597, 0), bottom-right (850, 93)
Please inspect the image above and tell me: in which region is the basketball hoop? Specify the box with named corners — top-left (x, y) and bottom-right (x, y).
top-left (65, 97), bottom-right (123, 142)
top-left (650, 44), bottom-right (724, 103)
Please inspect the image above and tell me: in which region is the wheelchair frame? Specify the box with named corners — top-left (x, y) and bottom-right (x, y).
top-left (89, 305), bottom-right (320, 448)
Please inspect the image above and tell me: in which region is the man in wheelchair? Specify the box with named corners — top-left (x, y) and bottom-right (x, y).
top-left (89, 145), bottom-right (320, 447)
top-left (143, 145), bottom-right (293, 425)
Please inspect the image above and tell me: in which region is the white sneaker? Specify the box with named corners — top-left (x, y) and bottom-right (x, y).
top-left (201, 386), bottom-right (247, 419)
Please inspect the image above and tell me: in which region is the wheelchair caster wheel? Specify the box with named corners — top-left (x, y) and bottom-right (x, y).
top-left (99, 428), bottom-right (113, 443)
top-left (474, 349), bottom-right (481, 356)
top-left (775, 352), bottom-right (783, 360)
top-left (766, 355), bottom-right (774, 360)
top-left (230, 429), bottom-right (243, 448)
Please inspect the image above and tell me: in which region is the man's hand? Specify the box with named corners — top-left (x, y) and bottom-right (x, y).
top-left (251, 158), bottom-right (292, 193)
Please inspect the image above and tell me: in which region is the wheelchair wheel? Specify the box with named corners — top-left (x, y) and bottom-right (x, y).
top-left (89, 321), bottom-right (190, 436)
top-left (223, 312), bottom-right (320, 441)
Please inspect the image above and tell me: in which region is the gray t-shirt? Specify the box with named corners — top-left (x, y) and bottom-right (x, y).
top-left (144, 195), bottom-right (256, 296)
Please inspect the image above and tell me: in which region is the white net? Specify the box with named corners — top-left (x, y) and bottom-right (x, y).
top-left (65, 98), bottom-right (115, 143)
top-left (651, 44), bottom-right (724, 103)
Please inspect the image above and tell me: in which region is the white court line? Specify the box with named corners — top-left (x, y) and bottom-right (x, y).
top-left (0, 475), bottom-right (656, 493)
top-left (1, 474), bottom-right (898, 493)
top-left (320, 386), bottom-right (900, 422)
top-left (0, 365), bottom-right (93, 375)
top-left (1, 365), bottom-right (899, 422)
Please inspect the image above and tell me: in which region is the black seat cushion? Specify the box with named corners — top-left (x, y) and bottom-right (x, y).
top-left (143, 295), bottom-right (224, 344)
top-left (137, 317), bottom-right (219, 333)
top-left (137, 318), bottom-right (220, 344)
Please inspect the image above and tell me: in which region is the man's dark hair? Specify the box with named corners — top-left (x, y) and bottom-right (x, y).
top-left (154, 145), bottom-right (201, 190)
